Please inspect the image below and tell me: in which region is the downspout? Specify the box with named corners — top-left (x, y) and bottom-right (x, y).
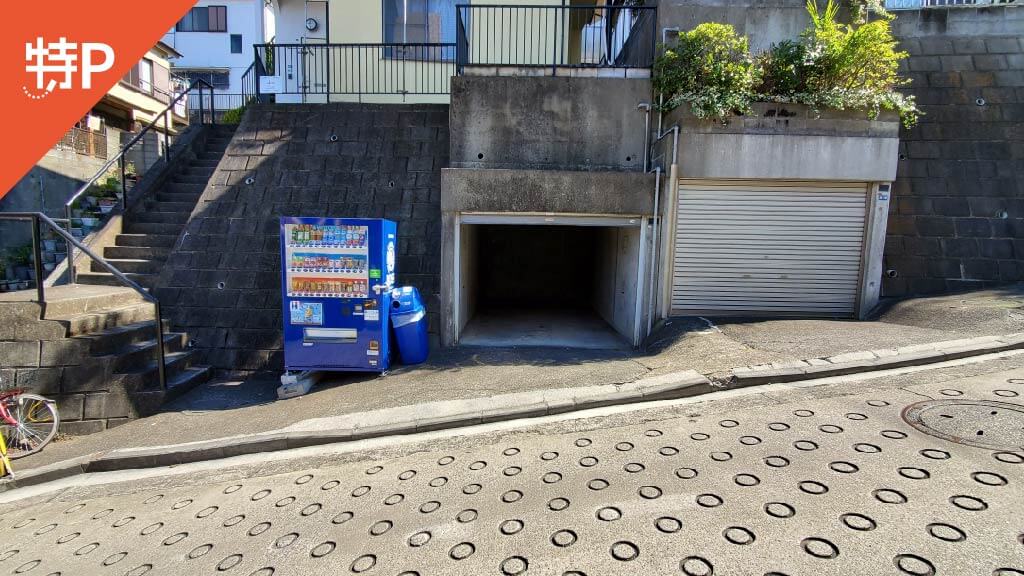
top-left (656, 125), bottom-right (679, 321)
top-left (646, 167), bottom-right (660, 341)
top-left (637, 102), bottom-right (651, 172)
top-left (648, 124), bottom-right (679, 326)
top-left (657, 27), bottom-right (679, 135)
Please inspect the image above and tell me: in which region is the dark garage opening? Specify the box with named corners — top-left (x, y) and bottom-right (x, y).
top-left (458, 223), bottom-right (641, 349)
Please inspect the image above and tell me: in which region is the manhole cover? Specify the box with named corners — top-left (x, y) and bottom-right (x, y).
top-left (902, 400), bottom-right (1024, 450)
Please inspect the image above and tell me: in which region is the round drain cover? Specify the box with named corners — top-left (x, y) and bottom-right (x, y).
top-left (902, 400), bottom-right (1024, 450)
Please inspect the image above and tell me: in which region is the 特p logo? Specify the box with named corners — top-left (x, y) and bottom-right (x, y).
top-left (23, 37), bottom-right (114, 100)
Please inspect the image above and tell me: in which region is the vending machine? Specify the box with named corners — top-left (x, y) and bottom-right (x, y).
top-left (280, 217), bottom-right (397, 372)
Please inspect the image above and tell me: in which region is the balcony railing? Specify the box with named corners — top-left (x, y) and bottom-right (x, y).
top-left (253, 43), bottom-right (456, 99)
top-left (55, 126), bottom-right (107, 159)
top-left (886, 0), bottom-right (1017, 8)
top-left (455, 4), bottom-right (657, 74)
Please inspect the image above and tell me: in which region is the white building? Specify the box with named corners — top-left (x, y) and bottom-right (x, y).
top-left (162, 0), bottom-right (275, 111)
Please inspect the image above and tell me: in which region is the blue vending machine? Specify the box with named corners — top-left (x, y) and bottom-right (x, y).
top-left (281, 217), bottom-right (397, 372)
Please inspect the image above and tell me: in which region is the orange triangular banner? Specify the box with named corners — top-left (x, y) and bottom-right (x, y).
top-left (0, 0), bottom-right (198, 198)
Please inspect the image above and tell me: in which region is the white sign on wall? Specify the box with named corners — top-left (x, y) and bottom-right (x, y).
top-left (259, 76), bottom-right (282, 94)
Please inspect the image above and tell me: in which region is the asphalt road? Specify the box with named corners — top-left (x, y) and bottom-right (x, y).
top-left (2, 355), bottom-right (1022, 575)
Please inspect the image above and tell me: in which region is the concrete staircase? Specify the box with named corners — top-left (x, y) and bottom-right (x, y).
top-left (0, 285), bottom-right (210, 434)
top-left (76, 125), bottom-right (236, 289)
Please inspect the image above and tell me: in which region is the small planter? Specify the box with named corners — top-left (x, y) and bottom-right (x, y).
top-left (42, 252), bottom-right (56, 264)
top-left (80, 217), bottom-right (99, 227)
top-left (43, 239), bottom-right (57, 251)
top-left (71, 227), bottom-right (84, 238)
top-left (43, 262), bottom-right (55, 272)
top-left (98, 204), bottom-right (115, 214)
top-left (17, 281), bottom-right (29, 290)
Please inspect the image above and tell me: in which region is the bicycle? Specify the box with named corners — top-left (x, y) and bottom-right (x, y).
top-left (0, 384), bottom-right (60, 462)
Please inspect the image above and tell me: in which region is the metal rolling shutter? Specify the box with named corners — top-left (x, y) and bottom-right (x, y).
top-left (672, 181), bottom-right (867, 317)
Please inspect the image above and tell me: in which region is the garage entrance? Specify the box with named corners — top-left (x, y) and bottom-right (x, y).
top-left (672, 181), bottom-right (869, 317)
top-left (455, 215), bottom-right (646, 349)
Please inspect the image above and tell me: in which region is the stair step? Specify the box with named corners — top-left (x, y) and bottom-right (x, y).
top-left (105, 246), bottom-right (171, 260)
top-left (124, 222), bottom-right (183, 235)
top-left (116, 350), bottom-right (198, 391)
top-left (164, 366), bottom-right (212, 402)
top-left (38, 285), bottom-right (146, 319)
top-left (115, 234), bottom-right (177, 248)
top-left (131, 211), bottom-right (190, 225)
top-left (50, 302), bottom-right (156, 337)
top-left (156, 192), bottom-right (202, 203)
top-left (75, 319), bottom-right (170, 356)
top-left (173, 173), bottom-right (214, 184)
top-left (165, 182), bottom-right (205, 195)
top-left (76, 271), bottom-right (157, 290)
top-left (191, 159), bottom-right (221, 168)
top-left (105, 333), bottom-right (188, 375)
top-left (90, 258), bottom-right (161, 274)
top-left (184, 166), bottom-right (217, 177)
top-left (141, 201), bottom-right (194, 213)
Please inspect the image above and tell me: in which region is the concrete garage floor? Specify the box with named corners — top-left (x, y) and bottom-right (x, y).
top-left (14, 284), bottom-right (1024, 472)
top-left (459, 309), bottom-right (630, 350)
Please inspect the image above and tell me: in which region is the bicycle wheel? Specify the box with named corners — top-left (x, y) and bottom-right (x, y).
top-left (1, 393), bottom-right (59, 459)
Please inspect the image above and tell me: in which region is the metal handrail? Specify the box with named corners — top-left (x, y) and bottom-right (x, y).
top-left (0, 212), bottom-right (167, 391)
top-left (63, 79), bottom-right (215, 283)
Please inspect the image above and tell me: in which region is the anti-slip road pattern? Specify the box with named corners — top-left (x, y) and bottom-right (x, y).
top-left (2, 374), bottom-right (1023, 576)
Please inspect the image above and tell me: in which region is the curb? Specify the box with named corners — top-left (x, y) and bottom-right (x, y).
top-left (3, 332), bottom-right (1021, 493)
top-left (724, 333), bottom-right (1024, 387)
top-left (0, 370), bottom-right (714, 492)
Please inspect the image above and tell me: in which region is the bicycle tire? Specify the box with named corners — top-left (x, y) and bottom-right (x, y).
top-left (1, 393), bottom-right (59, 459)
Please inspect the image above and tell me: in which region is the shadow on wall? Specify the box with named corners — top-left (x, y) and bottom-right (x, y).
top-left (0, 165), bottom-right (95, 248)
top-left (153, 103), bottom-right (448, 377)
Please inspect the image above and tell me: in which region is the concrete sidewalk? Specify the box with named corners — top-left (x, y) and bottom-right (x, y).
top-left (9, 285), bottom-right (1024, 476)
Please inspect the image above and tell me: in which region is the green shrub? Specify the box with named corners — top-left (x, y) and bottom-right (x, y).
top-left (221, 106), bottom-right (246, 124)
top-left (653, 23), bottom-right (760, 120)
top-left (655, 1), bottom-right (919, 127)
top-left (756, 40), bottom-right (808, 97)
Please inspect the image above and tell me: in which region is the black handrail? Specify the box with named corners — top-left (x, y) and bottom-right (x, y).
top-left (0, 213), bottom-right (167, 392)
top-left (63, 79), bottom-right (215, 283)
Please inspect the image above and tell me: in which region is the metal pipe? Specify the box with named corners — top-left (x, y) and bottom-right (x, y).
top-left (646, 167), bottom-right (660, 341)
top-left (657, 28), bottom-right (679, 136)
top-left (637, 102), bottom-right (651, 172)
top-left (65, 203), bottom-right (75, 284)
top-left (30, 215), bottom-right (44, 310)
top-left (153, 300), bottom-right (167, 391)
top-left (119, 155), bottom-right (127, 212)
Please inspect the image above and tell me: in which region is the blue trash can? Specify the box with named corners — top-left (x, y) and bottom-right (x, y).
top-left (390, 286), bottom-right (429, 365)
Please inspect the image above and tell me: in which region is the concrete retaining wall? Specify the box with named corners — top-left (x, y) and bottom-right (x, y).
top-left (155, 103), bottom-right (448, 375)
top-left (450, 76), bottom-right (651, 172)
top-left (884, 7), bottom-right (1024, 296)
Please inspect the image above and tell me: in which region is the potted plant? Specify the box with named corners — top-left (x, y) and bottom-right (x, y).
top-left (124, 162), bottom-right (138, 191)
top-left (97, 196), bottom-right (118, 214)
top-left (80, 210), bottom-right (100, 227)
top-left (10, 246), bottom-right (32, 281)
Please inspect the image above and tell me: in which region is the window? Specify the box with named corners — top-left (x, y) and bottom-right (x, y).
top-left (383, 0), bottom-right (456, 60)
top-left (176, 6), bottom-right (227, 32)
top-left (122, 58), bottom-right (154, 94)
top-left (230, 34), bottom-right (243, 53)
top-left (184, 70), bottom-right (230, 90)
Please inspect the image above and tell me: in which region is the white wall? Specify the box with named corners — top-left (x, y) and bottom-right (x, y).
top-left (162, 0), bottom-right (265, 95)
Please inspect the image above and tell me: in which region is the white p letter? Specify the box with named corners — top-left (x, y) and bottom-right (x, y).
top-left (81, 43), bottom-right (114, 89)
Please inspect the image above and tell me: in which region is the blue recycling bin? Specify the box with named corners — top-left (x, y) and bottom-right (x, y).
top-left (390, 286), bottom-right (429, 365)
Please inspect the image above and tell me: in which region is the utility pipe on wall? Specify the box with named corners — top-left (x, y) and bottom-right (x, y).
top-left (637, 102), bottom-right (651, 172)
top-left (651, 124), bottom-right (679, 322)
top-left (646, 167), bottom-right (661, 341)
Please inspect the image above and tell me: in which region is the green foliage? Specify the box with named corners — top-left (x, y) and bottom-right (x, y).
top-left (653, 23), bottom-right (759, 120)
top-left (221, 105), bottom-right (246, 124)
top-left (10, 246), bottom-right (33, 266)
top-left (756, 41), bottom-right (808, 96)
top-left (654, 0), bottom-right (919, 127)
